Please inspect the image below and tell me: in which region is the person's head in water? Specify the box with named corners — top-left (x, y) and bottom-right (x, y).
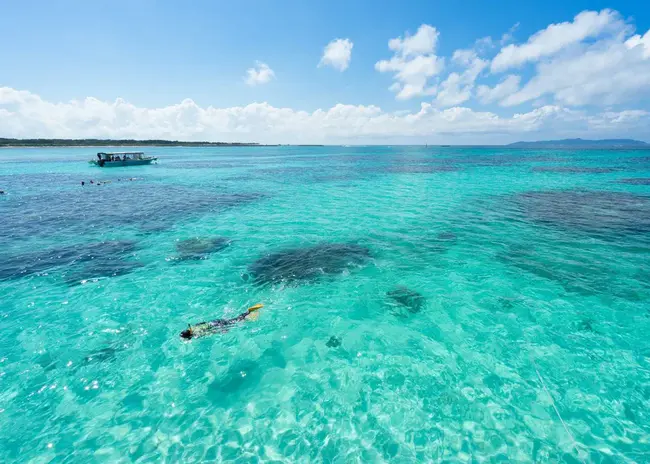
top-left (180, 325), bottom-right (193, 339)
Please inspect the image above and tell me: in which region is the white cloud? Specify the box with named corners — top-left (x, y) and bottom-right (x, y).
top-left (465, 10), bottom-right (650, 108)
top-left (477, 75), bottom-right (521, 103)
top-left (375, 25), bottom-right (445, 99)
top-left (501, 35), bottom-right (650, 106)
top-left (491, 9), bottom-right (625, 72)
top-left (1, 86), bottom-right (648, 144)
top-left (319, 38), bottom-right (353, 71)
top-left (435, 73), bottom-right (471, 107)
top-left (388, 24), bottom-right (439, 56)
top-left (245, 61), bottom-right (275, 86)
top-left (500, 22), bottom-right (520, 46)
top-left (435, 50), bottom-right (488, 107)
top-left (588, 109), bottom-right (650, 129)
top-left (476, 36), bottom-right (494, 48)
top-left (626, 29), bottom-right (650, 58)
top-left (377, 14), bottom-right (644, 106)
top-left (472, 23), bottom-right (519, 54)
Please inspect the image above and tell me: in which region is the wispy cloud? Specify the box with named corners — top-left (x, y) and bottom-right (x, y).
top-left (499, 22), bottom-right (520, 46)
top-left (476, 75), bottom-right (521, 104)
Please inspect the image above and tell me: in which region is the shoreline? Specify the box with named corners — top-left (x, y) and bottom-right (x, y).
top-left (0, 144), bottom-right (326, 149)
top-left (2, 145), bottom-right (650, 150)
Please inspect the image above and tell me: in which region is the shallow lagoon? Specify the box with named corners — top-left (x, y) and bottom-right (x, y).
top-left (1, 146), bottom-right (649, 462)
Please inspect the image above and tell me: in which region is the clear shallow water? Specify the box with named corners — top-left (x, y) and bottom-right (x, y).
top-left (0, 146), bottom-right (649, 462)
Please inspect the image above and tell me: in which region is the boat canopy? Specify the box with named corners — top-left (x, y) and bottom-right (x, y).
top-left (97, 152), bottom-right (146, 160)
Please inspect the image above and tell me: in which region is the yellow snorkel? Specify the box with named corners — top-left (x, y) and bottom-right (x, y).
top-left (247, 303), bottom-right (263, 321)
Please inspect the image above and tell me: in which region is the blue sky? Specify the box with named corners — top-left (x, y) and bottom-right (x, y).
top-left (1, 0), bottom-right (650, 143)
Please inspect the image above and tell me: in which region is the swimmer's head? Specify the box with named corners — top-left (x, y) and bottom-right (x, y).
top-left (180, 325), bottom-right (193, 339)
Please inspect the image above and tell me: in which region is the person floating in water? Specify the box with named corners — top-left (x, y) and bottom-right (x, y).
top-left (180, 304), bottom-right (263, 340)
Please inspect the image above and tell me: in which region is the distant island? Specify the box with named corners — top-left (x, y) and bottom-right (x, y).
top-left (0, 138), bottom-right (324, 148)
top-left (508, 138), bottom-right (649, 149)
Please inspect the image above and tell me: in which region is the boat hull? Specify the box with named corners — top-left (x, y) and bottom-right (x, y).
top-left (90, 158), bottom-right (157, 167)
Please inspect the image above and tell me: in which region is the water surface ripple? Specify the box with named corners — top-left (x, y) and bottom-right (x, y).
top-left (0, 146), bottom-right (649, 462)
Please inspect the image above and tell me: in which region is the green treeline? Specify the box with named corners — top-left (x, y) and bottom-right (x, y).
top-left (0, 138), bottom-right (266, 147)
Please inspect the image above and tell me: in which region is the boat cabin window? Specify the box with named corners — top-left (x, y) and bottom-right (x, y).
top-left (96, 152), bottom-right (145, 161)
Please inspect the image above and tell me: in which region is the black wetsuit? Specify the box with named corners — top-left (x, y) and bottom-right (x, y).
top-left (185, 310), bottom-right (251, 339)
top-left (208, 311), bottom-right (250, 328)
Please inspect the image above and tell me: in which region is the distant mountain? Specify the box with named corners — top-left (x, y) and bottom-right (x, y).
top-left (508, 138), bottom-right (649, 148)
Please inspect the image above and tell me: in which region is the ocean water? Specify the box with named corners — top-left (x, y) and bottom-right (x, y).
top-left (0, 146), bottom-right (649, 463)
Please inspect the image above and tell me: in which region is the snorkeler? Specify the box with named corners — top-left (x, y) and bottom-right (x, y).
top-left (180, 304), bottom-right (263, 340)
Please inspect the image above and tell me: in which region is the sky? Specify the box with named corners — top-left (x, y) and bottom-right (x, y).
top-left (1, 0), bottom-right (650, 144)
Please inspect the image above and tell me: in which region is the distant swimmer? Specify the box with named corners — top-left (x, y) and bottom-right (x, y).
top-left (180, 304), bottom-right (263, 340)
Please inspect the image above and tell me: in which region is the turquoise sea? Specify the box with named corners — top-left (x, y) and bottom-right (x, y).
top-left (1, 146), bottom-right (649, 463)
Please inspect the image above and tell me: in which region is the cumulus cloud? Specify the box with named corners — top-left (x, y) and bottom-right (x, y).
top-left (626, 29), bottom-right (650, 58)
top-left (245, 61), bottom-right (275, 86)
top-left (375, 24), bottom-right (444, 99)
top-left (435, 49), bottom-right (488, 107)
top-left (501, 34), bottom-right (650, 106)
top-left (1, 86), bottom-right (647, 144)
top-left (465, 9), bottom-right (650, 107)
top-left (319, 38), bottom-right (353, 71)
top-left (491, 9), bottom-right (625, 72)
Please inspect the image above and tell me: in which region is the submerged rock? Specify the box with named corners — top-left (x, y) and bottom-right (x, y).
top-left (513, 190), bottom-right (650, 235)
top-left (0, 240), bottom-right (137, 281)
top-left (382, 165), bottom-right (459, 174)
top-left (0, 182), bottom-right (264, 249)
top-left (65, 259), bottom-right (143, 285)
top-left (531, 167), bottom-right (617, 173)
top-left (498, 297), bottom-right (517, 310)
top-left (579, 319), bottom-right (595, 332)
top-left (435, 232), bottom-right (457, 241)
top-left (326, 336), bottom-right (342, 348)
top-left (617, 178), bottom-right (650, 185)
top-left (36, 352), bottom-right (58, 372)
top-left (249, 243), bottom-right (371, 285)
top-left (173, 237), bottom-right (231, 261)
top-left (387, 286), bottom-right (426, 314)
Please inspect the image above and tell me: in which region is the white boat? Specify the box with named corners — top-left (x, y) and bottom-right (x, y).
top-left (90, 152), bottom-right (157, 167)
